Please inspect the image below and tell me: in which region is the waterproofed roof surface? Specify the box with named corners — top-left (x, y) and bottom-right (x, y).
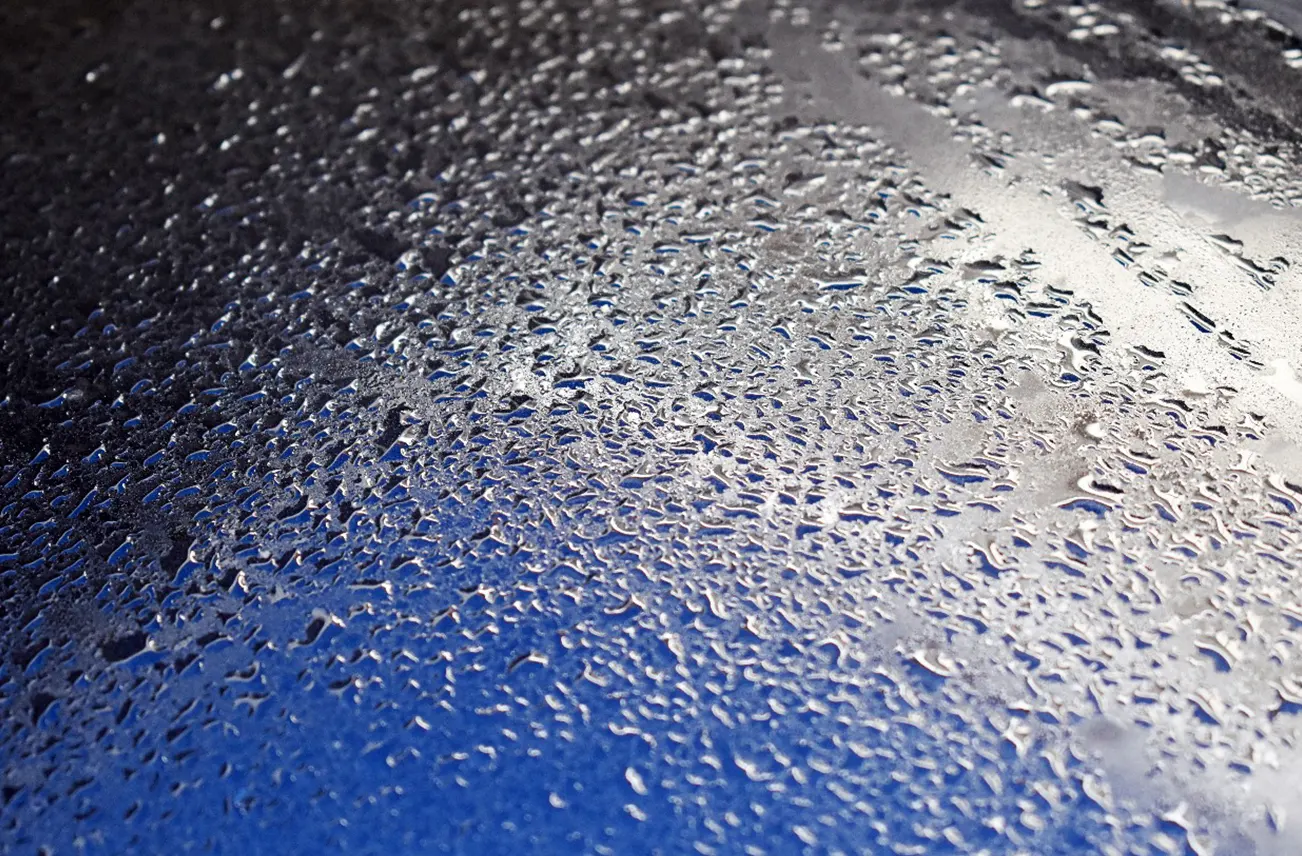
top-left (5, 0), bottom-right (1302, 853)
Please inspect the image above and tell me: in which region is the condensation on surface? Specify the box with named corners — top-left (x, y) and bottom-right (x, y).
top-left (4, 0), bottom-right (1302, 853)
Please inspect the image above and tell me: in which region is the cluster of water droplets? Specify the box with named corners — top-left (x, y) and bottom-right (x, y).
top-left (5, 0), bottom-right (1302, 852)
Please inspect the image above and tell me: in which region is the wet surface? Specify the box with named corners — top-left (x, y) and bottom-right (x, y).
top-left (5, 0), bottom-right (1302, 852)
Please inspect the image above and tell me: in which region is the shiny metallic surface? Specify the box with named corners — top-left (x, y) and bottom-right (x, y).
top-left (4, 0), bottom-right (1302, 852)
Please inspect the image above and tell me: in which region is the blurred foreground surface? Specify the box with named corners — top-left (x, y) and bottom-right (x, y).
top-left (6, 0), bottom-right (1302, 852)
